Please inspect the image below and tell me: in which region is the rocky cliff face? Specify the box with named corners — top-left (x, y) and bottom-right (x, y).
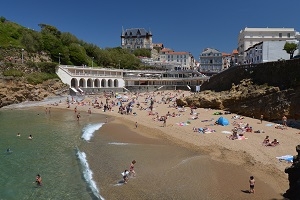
top-left (284, 145), bottom-right (300, 200)
top-left (0, 78), bottom-right (69, 108)
top-left (177, 79), bottom-right (300, 122)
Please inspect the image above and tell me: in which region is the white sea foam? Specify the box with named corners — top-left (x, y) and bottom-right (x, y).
top-left (108, 142), bottom-right (129, 145)
top-left (76, 148), bottom-right (105, 200)
top-left (2, 95), bottom-right (85, 109)
top-left (81, 123), bottom-right (104, 141)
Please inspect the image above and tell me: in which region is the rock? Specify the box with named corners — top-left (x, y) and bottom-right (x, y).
top-left (184, 79), bottom-right (298, 121)
top-left (284, 145), bottom-right (300, 200)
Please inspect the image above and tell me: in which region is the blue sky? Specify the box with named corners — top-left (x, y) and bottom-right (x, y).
top-left (1, 0), bottom-right (300, 60)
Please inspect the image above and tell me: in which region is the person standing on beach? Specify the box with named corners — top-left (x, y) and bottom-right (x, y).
top-left (135, 122), bottom-right (138, 129)
top-left (76, 113), bottom-right (81, 121)
top-left (282, 115), bottom-right (287, 127)
top-left (260, 114), bottom-right (263, 124)
top-left (249, 176), bottom-right (255, 194)
top-left (163, 117), bottom-right (167, 127)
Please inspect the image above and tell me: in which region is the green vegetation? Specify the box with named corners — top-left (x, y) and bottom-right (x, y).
top-left (0, 18), bottom-right (150, 69)
top-left (283, 42), bottom-right (298, 59)
top-left (26, 72), bottom-right (58, 84)
top-left (3, 69), bottom-right (24, 77)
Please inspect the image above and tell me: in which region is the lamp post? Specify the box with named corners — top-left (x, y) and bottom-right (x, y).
top-left (92, 57), bottom-right (94, 67)
top-left (59, 53), bottom-right (61, 65)
top-left (21, 49), bottom-right (24, 64)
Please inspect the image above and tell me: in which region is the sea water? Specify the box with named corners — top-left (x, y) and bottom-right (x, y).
top-left (0, 106), bottom-right (105, 200)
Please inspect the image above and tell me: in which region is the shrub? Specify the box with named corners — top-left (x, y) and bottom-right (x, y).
top-left (26, 72), bottom-right (58, 84)
top-left (3, 69), bottom-right (24, 77)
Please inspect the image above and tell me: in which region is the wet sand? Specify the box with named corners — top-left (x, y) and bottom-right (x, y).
top-left (82, 118), bottom-right (282, 200)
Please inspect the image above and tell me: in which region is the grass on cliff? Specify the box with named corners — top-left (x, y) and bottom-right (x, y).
top-left (3, 69), bottom-right (24, 77)
top-left (26, 72), bottom-right (58, 84)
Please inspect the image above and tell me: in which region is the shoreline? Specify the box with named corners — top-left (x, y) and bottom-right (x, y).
top-left (34, 90), bottom-right (300, 197)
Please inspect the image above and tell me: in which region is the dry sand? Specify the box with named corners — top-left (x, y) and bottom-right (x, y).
top-left (47, 90), bottom-right (300, 199)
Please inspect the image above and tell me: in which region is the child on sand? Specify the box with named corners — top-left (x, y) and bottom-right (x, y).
top-left (122, 170), bottom-right (129, 184)
top-left (129, 160), bottom-right (136, 177)
top-left (249, 176), bottom-right (255, 194)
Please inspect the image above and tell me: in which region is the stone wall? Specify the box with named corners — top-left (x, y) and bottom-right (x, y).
top-left (201, 59), bottom-right (300, 92)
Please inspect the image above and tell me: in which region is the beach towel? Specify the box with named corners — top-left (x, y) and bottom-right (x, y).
top-left (276, 155), bottom-right (293, 163)
top-left (221, 131), bottom-right (232, 134)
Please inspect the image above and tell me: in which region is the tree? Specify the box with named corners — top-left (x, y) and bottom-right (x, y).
top-left (283, 42), bottom-right (298, 59)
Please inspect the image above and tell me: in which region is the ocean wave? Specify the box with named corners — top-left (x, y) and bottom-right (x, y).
top-left (81, 123), bottom-right (104, 141)
top-left (76, 148), bottom-right (105, 200)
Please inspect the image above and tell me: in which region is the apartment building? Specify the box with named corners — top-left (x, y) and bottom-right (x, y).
top-left (238, 27), bottom-right (297, 63)
top-left (199, 48), bottom-right (222, 73)
top-left (158, 48), bottom-right (195, 70)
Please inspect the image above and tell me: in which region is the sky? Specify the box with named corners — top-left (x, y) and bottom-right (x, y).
top-left (1, 0), bottom-right (300, 61)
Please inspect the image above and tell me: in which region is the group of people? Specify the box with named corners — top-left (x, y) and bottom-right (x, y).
top-left (122, 160), bottom-right (136, 184)
top-left (262, 136), bottom-right (280, 147)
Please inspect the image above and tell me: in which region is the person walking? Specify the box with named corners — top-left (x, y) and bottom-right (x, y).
top-left (129, 160), bottom-right (136, 177)
top-left (260, 114), bottom-right (263, 124)
top-left (135, 122), bottom-right (138, 129)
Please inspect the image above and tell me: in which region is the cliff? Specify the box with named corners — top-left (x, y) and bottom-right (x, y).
top-left (177, 59), bottom-right (300, 122)
top-left (0, 77), bottom-right (69, 108)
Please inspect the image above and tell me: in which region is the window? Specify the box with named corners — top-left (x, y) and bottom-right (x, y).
top-left (279, 33), bottom-right (282, 38)
top-left (287, 33), bottom-right (291, 38)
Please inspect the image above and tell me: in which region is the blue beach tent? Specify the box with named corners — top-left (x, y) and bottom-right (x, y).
top-left (217, 116), bottom-right (229, 126)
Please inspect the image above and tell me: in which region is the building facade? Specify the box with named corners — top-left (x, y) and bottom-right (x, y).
top-left (238, 27), bottom-right (297, 63)
top-left (199, 48), bottom-right (223, 73)
top-left (244, 40), bottom-right (299, 64)
top-left (158, 48), bottom-right (195, 70)
top-left (121, 28), bottom-right (153, 51)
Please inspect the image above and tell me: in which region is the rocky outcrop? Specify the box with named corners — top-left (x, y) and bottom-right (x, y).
top-left (0, 78), bottom-right (69, 108)
top-left (177, 79), bottom-right (300, 121)
top-left (284, 145), bottom-right (300, 200)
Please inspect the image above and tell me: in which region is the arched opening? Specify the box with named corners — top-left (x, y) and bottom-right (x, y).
top-left (101, 79), bottom-right (106, 87)
top-left (79, 78), bottom-right (86, 88)
top-left (71, 78), bottom-right (78, 88)
top-left (108, 79), bottom-right (112, 87)
top-left (114, 79), bottom-right (119, 87)
top-left (94, 79), bottom-right (100, 88)
top-left (87, 79), bottom-right (93, 87)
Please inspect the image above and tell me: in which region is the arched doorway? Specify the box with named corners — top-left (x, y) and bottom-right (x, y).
top-left (94, 79), bottom-right (100, 88)
top-left (108, 79), bottom-right (112, 87)
top-left (71, 78), bottom-right (78, 88)
top-left (87, 79), bottom-right (93, 87)
top-left (101, 79), bottom-right (106, 87)
top-left (114, 79), bottom-right (119, 87)
top-left (79, 78), bottom-right (86, 88)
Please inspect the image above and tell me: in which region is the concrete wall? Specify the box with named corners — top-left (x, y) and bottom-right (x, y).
top-left (200, 59), bottom-right (300, 92)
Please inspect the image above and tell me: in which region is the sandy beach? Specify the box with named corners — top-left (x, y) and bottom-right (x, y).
top-left (47, 90), bottom-right (300, 199)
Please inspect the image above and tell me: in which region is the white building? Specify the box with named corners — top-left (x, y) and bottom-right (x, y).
top-left (158, 48), bottom-right (195, 70)
top-left (244, 40), bottom-right (299, 64)
top-left (238, 27), bottom-right (297, 62)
